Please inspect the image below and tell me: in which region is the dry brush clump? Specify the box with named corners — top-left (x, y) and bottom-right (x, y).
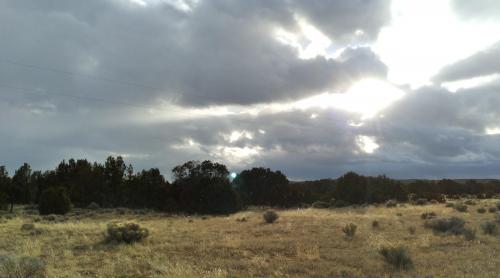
top-left (414, 198), bottom-right (428, 206)
top-left (378, 246), bottom-right (413, 270)
top-left (385, 200), bottom-right (397, 208)
top-left (263, 210), bottom-right (279, 224)
top-left (408, 226), bottom-right (416, 235)
top-left (453, 203), bottom-right (468, 212)
top-left (481, 221), bottom-right (498, 235)
top-left (464, 199), bottom-right (477, 205)
top-left (421, 212), bottom-right (437, 220)
top-left (488, 206), bottom-right (498, 213)
top-left (424, 217), bottom-right (466, 235)
top-left (463, 228), bottom-right (476, 241)
top-left (0, 255), bottom-right (46, 278)
top-left (105, 222), bottom-right (149, 244)
top-left (342, 223), bottom-right (357, 238)
top-left (477, 207), bottom-right (486, 213)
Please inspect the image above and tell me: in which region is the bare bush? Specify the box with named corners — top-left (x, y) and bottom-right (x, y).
top-left (453, 203), bottom-right (468, 212)
top-left (421, 212), bottom-right (437, 220)
top-left (342, 223), bottom-right (357, 238)
top-left (481, 221), bottom-right (498, 235)
top-left (424, 217), bottom-right (466, 235)
top-left (379, 246), bottom-right (413, 270)
top-left (263, 210), bottom-right (279, 224)
top-left (385, 200), bottom-right (397, 208)
top-left (0, 255), bottom-right (46, 278)
top-left (106, 222), bottom-right (149, 244)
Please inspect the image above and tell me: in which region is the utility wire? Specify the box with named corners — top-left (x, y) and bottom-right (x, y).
top-left (0, 83), bottom-right (152, 109)
top-left (0, 57), bottom-right (254, 104)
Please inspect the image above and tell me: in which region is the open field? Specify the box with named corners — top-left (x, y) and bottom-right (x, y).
top-left (1, 200), bottom-right (500, 277)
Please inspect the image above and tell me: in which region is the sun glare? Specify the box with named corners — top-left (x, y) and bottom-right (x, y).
top-left (356, 135), bottom-right (380, 154)
top-left (336, 79), bottom-right (405, 119)
top-left (296, 79), bottom-right (404, 119)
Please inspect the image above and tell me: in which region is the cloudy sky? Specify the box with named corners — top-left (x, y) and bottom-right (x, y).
top-left (1, 0), bottom-right (500, 180)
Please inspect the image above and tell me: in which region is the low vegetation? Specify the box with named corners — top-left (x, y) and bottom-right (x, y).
top-left (379, 246), bottom-right (413, 270)
top-left (481, 221), bottom-right (498, 235)
top-left (0, 201), bottom-right (499, 276)
top-left (453, 203), bottom-right (468, 212)
top-left (424, 217), bottom-right (466, 235)
top-left (105, 222), bottom-right (149, 244)
top-left (342, 223), bottom-right (357, 238)
top-left (463, 228), bottom-right (477, 241)
top-left (262, 210), bottom-right (279, 224)
top-left (421, 212), bottom-right (437, 220)
top-left (0, 255), bottom-right (46, 278)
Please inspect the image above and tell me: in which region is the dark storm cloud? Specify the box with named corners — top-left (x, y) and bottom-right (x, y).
top-left (434, 42), bottom-right (500, 82)
top-left (0, 0), bottom-right (390, 107)
top-left (289, 0), bottom-right (391, 42)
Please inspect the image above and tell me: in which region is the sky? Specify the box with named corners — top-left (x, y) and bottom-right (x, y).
top-left (1, 0), bottom-right (500, 180)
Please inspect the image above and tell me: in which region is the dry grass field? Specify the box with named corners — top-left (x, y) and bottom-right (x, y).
top-left (1, 200), bottom-right (500, 277)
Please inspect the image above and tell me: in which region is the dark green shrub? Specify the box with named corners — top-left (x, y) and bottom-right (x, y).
top-left (463, 228), bottom-right (476, 241)
top-left (106, 222), bottom-right (149, 244)
top-left (379, 246), bottom-right (413, 270)
top-left (421, 212), bottom-right (437, 220)
top-left (481, 221), bottom-right (498, 235)
top-left (311, 201), bottom-right (330, 209)
top-left (342, 223), bottom-right (357, 238)
top-left (38, 187), bottom-right (72, 215)
top-left (477, 207), bottom-right (486, 213)
top-left (454, 203), bottom-right (468, 212)
top-left (424, 217), bottom-right (466, 235)
top-left (0, 255), bottom-right (46, 278)
top-left (263, 210), bottom-right (279, 224)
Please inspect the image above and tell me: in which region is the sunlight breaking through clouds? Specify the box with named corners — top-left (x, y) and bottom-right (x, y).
top-left (295, 79), bottom-right (405, 119)
top-left (356, 136), bottom-right (380, 154)
top-left (375, 0), bottom-right (500, 88)
top-left (274, 17), bottom-right (332, 59)
top-left (486, 127), bottom-right (500, 135)
top-left (441, 74), bottom-right (500, 92)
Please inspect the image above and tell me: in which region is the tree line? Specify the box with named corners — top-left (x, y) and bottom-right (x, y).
top-left (1, 157), bottom-right (500, 214)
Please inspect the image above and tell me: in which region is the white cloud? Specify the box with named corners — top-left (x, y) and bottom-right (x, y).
top-left (374, 0), bottom-right (500, 88)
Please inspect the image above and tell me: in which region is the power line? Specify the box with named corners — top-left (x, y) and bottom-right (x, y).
top-left (0, 83), bottom-right (152, 109)
top-left (0, 57), bottom-right (255, 104)
top-left (0, 58), bottom-right (161, 91)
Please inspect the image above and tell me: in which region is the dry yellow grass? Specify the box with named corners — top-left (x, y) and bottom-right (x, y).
top-left (1, 200), bottom-right (500, 277)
